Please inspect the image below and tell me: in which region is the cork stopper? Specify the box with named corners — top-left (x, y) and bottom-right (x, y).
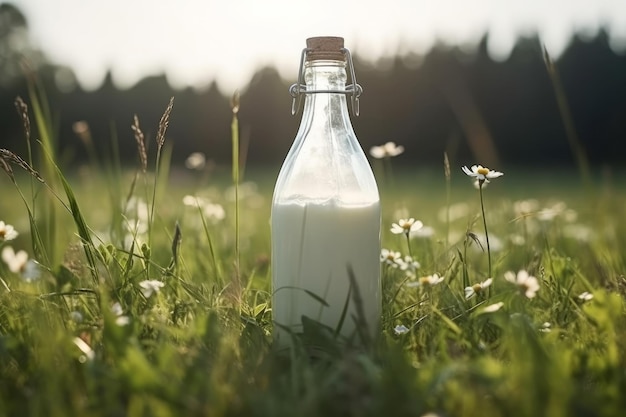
top-left (305, 36), bottom-right (345, 61)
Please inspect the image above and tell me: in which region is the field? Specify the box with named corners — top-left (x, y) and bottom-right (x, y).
top-left (1, 94), bottom-right (625, 417)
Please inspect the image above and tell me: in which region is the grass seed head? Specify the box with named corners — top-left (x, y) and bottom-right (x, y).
top-left (131, 114), bottom-right (148, 173)
top-left (156, 96), bottom-right (175, 150)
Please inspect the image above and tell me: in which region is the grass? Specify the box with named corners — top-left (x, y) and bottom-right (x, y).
top-left (0, 91), bottom-right (625, 417)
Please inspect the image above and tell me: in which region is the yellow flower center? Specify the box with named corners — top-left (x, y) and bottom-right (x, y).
top-left (472, 283), bottom-right (482, 292)
top-left (477, 167), bottom-right (490, 176)
top-left (419, 276), bottom-right (431, 285)
top-left (0, 230), bottom-right (5, 238)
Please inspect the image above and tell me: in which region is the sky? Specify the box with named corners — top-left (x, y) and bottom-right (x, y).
top-left (9, 0), bottom-right (626, 93)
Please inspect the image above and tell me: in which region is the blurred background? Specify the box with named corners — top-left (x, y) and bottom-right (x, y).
top-left (0, 0), bottom-right (625, 173)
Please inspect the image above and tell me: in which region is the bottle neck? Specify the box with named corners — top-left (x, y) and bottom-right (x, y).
top-left (304, 59), bottom-right (347, 90)
top-left (300, 60), bottom-right (351, 125)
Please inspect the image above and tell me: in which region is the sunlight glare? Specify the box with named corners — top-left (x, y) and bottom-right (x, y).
top-left (9, 0), bottom-right (626, 92)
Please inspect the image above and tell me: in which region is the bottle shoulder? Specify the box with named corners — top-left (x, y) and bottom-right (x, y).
top-left (273, 133), bottom-right (379, 205)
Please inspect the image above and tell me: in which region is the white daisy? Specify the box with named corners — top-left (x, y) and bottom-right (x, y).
top-left (369, 141), bottom-right (405, 159)
top-left (125, 197), bottom-right (150, 223)
top-left (203, 202), bottom-right (226, 222)
top-left (504, 270), bottom-right (540, 299)
top-left (139, 279), bottom-right (165, 298)
top-left (380, 249), bottom-right (402, 268)
top-left (70, 311), bottom-right (84, 323)
top-left (111, 302), bottom-right (130, 326)
top-left (183, 195), bottom-right (208, 208)
top-left (73, 337), bottom-right (95, 362)
top-left (464, 278), bottom-right (493, 299)
top-left (2, 246), bottom-right (28, 273)
top-left (390, 218), bottom-right (423, 236)
top-left (0, 221), bottom-right (18, 242)
top-left (406, 273), bottom-right (444, 288)
top-left (1, 246), bottom-right (40, 282)
top-left (461, 165), bottom-right (503, 185)
top-left (482, 301), bottom-right (504, 313)
top-left (539, 322), bottom-right (552, 333)
top-left (578, 291), bottom-right (594, 302)
top-left (393, 324), bottom-right (410, 335)
top-left (184, 152), bottom-right (206, 170)
top-left (183, 195), bottom-right (226, 223)
top-left (398, 255), bottom-right (420, 274)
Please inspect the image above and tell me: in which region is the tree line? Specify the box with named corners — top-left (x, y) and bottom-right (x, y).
top-left (1, 3), bottom-right (625, 173)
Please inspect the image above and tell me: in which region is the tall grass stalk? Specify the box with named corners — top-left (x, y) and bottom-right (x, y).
top-left (543, 46), bottom-right (591, 188)
top-left (444, 152), bottom-right (451, 249)
top-left (196, 199), bottom-right (222, 280)
top-left (478, 182), bottom-right (492, 280)
top-left (14, 97), bottom-right (35, 200)
top-left (8, 95), bottom-right (103, 288)
top-left (231, 91), bottom-right (241, 285)
top-left (26, 76), bottom-right (61, 264)
top-left (148, 97), bottom-right (175, 250)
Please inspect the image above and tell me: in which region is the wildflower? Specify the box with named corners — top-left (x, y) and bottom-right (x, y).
top-left (369, 141), bottom-right (404, 159)
top-left (70, 311), bottom-right (84, 323)
top-left (184, 195), bottom-right (226, 223)
top-left (116, 315), bottom-right (130, 326)
top-left (504, 269), bottom-right (540, 299)
top-left (124, 197), bottom-right (150, 224)
top-left (564, 209), bottom-right (578, 222)
top-left (73, 337), bottom-right (95, 362)
top-left (578, 291), bottom-right (594, 302)
top-left (398, 255), bottom-right (420, 274)
top-left (411, 225), bottom-right (435, 239)
top-left (463, 165), bottom-right (502, 279)
top-left (563, 224), bottom-right (594, 242)
top-left (394, 324), bottom-right (410, 335)
top-left (437, 202), bottom-right (470, 223)
top-left (391, 218), bottom-right (423, 236)
top-left (513, 199), bottom-right (540, 216)
top-left (482, 301), bottom-right (504, 313)
top-left (1, 246), bottom-right (40, 281)
top-left (509, 234), bottom-right (526, 246)
top-left (406, 273), bottom-right (444, 288)
top-left (464, 278), bottom-right (493, 299)
top-left (0, 221), bottom-right (18, 242)
top-left (539, 322), bottom-right (552, 333)
top-left (380, 248), bottom-right (402, 268)
top-left (183, 194), bottom-right (207, 207)
top-left (470, 232), bottom-right (504, 252)
top-left (203, 202), bottom-right (225, 222)
top-left (537, 202), bottom-right (567, 222)
top-left (139, 279), bottom-right (165, 298)
top-left (111, 302), bottom-right (130, 326)
top-left (124, 218), bottom-right (148, 235)
top-left (461, 165), bottom-right (504, 186)
top-left (123, 233), bottom-right (146, 256)
top-left (2, 246), bottom-right (27, 273)
top-left (185, 152), bottom-right (206, 170)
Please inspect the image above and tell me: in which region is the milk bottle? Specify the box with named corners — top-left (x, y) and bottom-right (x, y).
top-left (271, 36), bottom-right (381, 351)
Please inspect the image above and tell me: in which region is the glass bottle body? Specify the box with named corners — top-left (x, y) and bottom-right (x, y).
top-left (271, 59), bottom-right (381, 350)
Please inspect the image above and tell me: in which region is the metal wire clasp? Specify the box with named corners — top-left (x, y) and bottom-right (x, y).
top-left (289, 47), bottom-right (363, 116)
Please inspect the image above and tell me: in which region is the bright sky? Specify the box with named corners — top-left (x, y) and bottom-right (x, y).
top-left (9, 0), bottom-right (626, 93)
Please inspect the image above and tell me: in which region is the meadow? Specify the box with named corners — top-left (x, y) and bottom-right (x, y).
top-left (0, 90), bottom-right (625, 417)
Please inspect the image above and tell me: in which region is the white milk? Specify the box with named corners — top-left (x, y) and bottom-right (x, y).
top-left (271, 200), bottom-right (381, 349)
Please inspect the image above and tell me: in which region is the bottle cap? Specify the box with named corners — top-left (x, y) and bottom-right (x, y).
top-left (305, 36), bottom-right (345, 61)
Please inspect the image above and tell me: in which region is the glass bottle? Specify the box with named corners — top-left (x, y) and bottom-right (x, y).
top-left (271, 36), bottom-right (381, 351)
